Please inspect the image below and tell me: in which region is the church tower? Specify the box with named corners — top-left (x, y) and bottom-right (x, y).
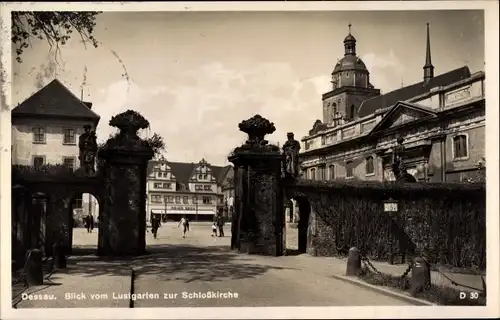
top-left (423, 23), bottom-right (435, 85)
top-left (322, 24), bottom-right (380, 126)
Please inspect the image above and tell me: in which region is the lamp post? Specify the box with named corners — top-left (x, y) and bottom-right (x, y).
top-left (163, 195), bottom-right (167, 223)
top-left (383, 198), bottom-right (399, 265)
top-left (195, 192), bottom-right (199, 221)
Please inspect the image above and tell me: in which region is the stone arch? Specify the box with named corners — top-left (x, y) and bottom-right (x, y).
top-left (13, 179), bottom-right (106, 256)
top-left (65, 189), bottom-right (104, 255)
top-left (283, 194), bottom-right (312, 255)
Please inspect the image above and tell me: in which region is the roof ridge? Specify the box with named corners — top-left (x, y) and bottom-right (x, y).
top-left (12, 78), bottom-right (101, 121)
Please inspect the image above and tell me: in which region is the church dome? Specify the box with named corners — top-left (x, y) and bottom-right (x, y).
top-left (332, 55), bottom-right (368, 74)
top-left (344, 33), bottom-right (356, 43)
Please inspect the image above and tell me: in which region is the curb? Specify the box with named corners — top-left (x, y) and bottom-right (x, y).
top-left (330, 274), bottom-right (435, 306)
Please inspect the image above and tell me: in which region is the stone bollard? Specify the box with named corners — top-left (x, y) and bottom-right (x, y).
top-left (52, 243), bottom-right (67, 269)
top-left (410, 257), bottom-right (431, 296)
top-left (346, 247), bottom-right (361, 276)
top-left (24, 249), bottom-right (43, 286)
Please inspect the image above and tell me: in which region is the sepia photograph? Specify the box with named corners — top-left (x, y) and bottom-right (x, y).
top-left (0, 2), bottom-right (498, 319)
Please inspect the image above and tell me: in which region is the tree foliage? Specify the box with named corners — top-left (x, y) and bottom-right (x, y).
top-left (11, 11), bottom-right (101, 63)
top-left (147, 132), bottom-right (166, 156)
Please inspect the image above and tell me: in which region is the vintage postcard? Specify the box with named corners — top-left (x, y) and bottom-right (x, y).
top-left (0, 1), bottom-right (498, 319)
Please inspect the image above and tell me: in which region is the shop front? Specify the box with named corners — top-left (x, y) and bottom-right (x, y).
top-left (167, 206), bottom-right (216, 222)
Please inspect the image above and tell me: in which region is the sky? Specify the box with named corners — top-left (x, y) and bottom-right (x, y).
top-left (11, 10), bottom-right (484, 166)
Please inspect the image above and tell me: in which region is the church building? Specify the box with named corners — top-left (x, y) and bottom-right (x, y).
top-left (299, 23), bottom-right (485, 183)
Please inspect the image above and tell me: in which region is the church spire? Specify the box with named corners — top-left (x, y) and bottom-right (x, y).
top-left (423, 23), bottom-right (434, 85)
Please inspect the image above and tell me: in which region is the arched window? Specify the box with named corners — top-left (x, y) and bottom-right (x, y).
top-left (332, 102), bottom-right (337, 116)
top-left (345, 161), bottom-right (354, 178)
top-left (453, 134), bottom-right (468, 159)
top-left (318, 166), bottom-right (325, 180)
top-left (365, 156), bottom-right (374, 175)
top-left (310, 168), bottom-right (316, 180)
top-left (328, 164), bottom-right (335, 180)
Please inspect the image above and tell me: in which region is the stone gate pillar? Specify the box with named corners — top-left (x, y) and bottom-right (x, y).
top-left (228, 115), bottom-right (284, 256)
top-left (98, 110), bottom-right (154, 256)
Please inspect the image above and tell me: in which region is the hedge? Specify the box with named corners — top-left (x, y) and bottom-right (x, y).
top-left (288, 179), bottom-right (486, 270)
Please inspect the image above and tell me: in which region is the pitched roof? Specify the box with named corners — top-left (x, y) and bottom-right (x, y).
top-left (357, 66), bottom-right (471, 118)
top-left (11, 79), bottom-right (100, 122)
top-left (147, 159), bottom-right (231, 187)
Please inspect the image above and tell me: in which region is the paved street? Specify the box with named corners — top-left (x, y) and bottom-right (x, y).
top-left (16, 222), bottom-right (413, 308)
top-left (133, 222), bottom-right (411, 307)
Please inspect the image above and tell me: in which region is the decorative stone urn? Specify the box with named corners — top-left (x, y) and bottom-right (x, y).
top-left (228, 115), bottom-right (285, 256)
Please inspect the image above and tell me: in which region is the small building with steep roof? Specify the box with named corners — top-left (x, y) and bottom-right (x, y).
top-left (11, 78), bottom-right (100, 170)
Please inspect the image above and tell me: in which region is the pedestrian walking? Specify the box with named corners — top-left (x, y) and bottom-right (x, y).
top-left (211, 222), bottom-right (218, 237)
top-left (89, 215), bottom-right (94, 233)
top-left (217, 215), bottom-right (225, 237)
top-left (178, 215), bottom-right (189, 238)
top-left (151, 216), bottom-right (160, 239)
top-left (84, 215), bottom-right (92, 233)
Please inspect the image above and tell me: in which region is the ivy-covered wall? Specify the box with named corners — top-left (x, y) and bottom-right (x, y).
top-left (285, 180), bottom-right (486, 270)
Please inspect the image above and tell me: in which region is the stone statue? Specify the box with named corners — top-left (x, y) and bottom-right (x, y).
top-left (391, 136), bottom-right (417, 183)
top-left (78, 125), bottom-right (98, 175)
top-left (283, 132), bottom-right (301, 178)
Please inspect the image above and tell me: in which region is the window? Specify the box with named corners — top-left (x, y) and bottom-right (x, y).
top-left (33, 156), bottom-right (44, 169)
top-left (453, 135), bottom-right (468, 159)
top-left (163, 172), bottom-right (168, 178)
top-left (318, 166), bottom-right (325, 180)
top-left (346, 161), bottom-right (354, 178)
top-left (167, 196), bottom-right (174, 203)
top-left (32, 127), bottom-right (46, 144)
top-left (72, 196), bottom-right (83, 209)
top-left (203, 174), bottom-right (207, 179)
top-left (349, 105), bottom-right (356, 120)
top-left (175, 196), bottom-right (181, 204)
top-left (151, 195), bottom-right (162, 203)
top-left (202, 196), bottom-right (211, 204)
top-left (198, 174), bottom-right (203, 179)
top-left (329, 164), bottom-right (335, 180)
top-left (310, 168), bottom-right (316, 180)
top-left (204, 185), bottom-right (212, 191)
top-left (192, 196), bottom-right (198, 204)
top-left (365, 156), bottom-right (374, 175)
top-left (163, 183), bottom-right (171, 189)
top-left (195, 185), bottom-right (203, 191)
top-left (63, 157), bottom-right (75, 172)
top-left (154, 183), bottom-right (162, 188)
top-left (332, 103), bottom-right (337, 116)
top-left (183, 196), bottom-right (189, 204)
top-left (63, 128), bottom-right (76, 144)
